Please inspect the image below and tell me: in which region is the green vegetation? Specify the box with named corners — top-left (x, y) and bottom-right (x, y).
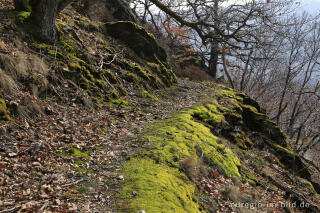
top-left (119, 158), bottom-right (202, 213)
top-left (0, 98), bottom-right (12, 121)
top-left (117, 88), bottom-right (254, 212)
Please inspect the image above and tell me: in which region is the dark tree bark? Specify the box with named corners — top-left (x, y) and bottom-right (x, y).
top-left (208, 41), bottom-right (219, 80)
top-left (30, 0), bottom-right (59, 42)
top-left (14, 0), bottom-right (74, 42)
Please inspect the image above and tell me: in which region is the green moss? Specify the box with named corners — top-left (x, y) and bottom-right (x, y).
top-left (76, 17), bottom-right (101, 32)
top-left (148, 61), bottom-right (177, 87)
top-left (117, 85), bottom-right (128, 96)
top-left (103, 70), bottom-right (118, 84)
top-left (139, 89), bottom-right (162, 102)
top-left (73, 148), bottom-right (90, 159)
top-left (74, 166), bottom-right (87, 174)
top-left (119, 158), bottom-right (202, 213)
top-left (69, 62), bottom-right (82, 70)
top-left (111, 99), bottom-right (131, 109)
top-left (143, 101), bottom-right (241, 176)
top-left (267, 142), bottom-right (294, 155)
top-left (57, 147), bottom-right (90, 160)
top-left (118, 100), bottom-right (242, 211)
top-left (0, 98), bottom-right (12, 121)
top-left (229, 132), bottom-right (253, 149)
top-left (15, 11), bottom-right (31, 24)
top-left (296, 177), bottom-right (318, 194)
top-left (217, 87), bottom-right (244, 102)
top-left (56, 21), bottom-right (69, 29)
top-left (191, 101), bottom-right (225, 127)
top-left (124, 72), bottom-right (139, 83)
top-left (111, 91), bottom-right (119, 99)
top-left (240, 170), bottom-right (263, 186)
top-left (74, 159), bottom-right (85, 165)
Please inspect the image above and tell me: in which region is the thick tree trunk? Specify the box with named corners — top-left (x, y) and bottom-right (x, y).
top-left (30, 0), bottom-right (58, 43)
top-left (208, 41), bottom-right (219, 80)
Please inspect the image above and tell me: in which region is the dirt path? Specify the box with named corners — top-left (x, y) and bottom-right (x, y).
top-left (0, 80), bottom-right (215, 212)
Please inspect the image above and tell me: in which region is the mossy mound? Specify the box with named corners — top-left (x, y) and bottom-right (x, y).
top-left (118, 91), bottom-right (243, 212)
top-left (119, 158), bottom-right (202, 213)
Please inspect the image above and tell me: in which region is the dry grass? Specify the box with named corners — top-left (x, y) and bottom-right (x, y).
top-left (180, 155), bottom-right (199, 181)
top-left (0, 53), bottom-right (49, 96)
top-left (222, 185), bottom-right (252, 204)
top-left (0, 53), bottom-right (48, 80)
top-left (0, 68), bottom-right (19, 94)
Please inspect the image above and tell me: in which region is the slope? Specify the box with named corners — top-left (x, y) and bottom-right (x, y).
top-left (0, 2), bottom-right (319, 213)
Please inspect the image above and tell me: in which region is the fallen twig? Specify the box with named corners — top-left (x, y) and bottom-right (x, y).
top-left (61, 178), bottom-right (87, 187)
top-left (37, 201), bottom-right (49, 213)
top-left (0, 205), bottom-right (21, 213)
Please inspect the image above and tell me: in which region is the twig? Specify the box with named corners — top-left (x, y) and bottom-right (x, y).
top-left (0, 205), bottom-right (21, 213)
top-left (37, 201), bottom-right (49, 213)
top-left (102, 76), bottom-right (116, 92)
top-left (61, 178), bottom-right (86, 187)
top-left (98, 53), bottom-right (119, 71)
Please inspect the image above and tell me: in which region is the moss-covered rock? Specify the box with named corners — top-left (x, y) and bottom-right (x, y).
top-left (118, 96), bottom-right (243, 211)
top-left (118, 158), bottom-right (202, 213)
top-left (104, 21), bottom-right (167, 63)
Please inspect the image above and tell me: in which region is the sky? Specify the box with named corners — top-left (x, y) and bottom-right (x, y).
top-left (299, 0), bottom-right (320, 13)
top-left (220, 0), bottom-right (320, 14)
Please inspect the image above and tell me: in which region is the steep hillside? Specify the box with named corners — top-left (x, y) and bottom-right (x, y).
top-left (0, 4), bottom-right (176, 119)
top-left (0, 2), bottom-right (319, 213)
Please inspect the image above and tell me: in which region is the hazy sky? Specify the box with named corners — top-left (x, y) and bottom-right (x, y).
top-left (300, 0), bottom-right (320, 13)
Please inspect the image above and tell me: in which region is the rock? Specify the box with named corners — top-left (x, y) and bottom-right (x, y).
top-left (83, 0), bottom-right (140, 23)
top-left (118, 175), bottom-right (124, 181)
top-left (104, 21), bottom-right (167, 63)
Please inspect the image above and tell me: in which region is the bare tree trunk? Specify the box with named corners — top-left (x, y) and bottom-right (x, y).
top-left (208, 41), bottom-right (219, 80)
top-left (30, 0), bottom-right (58, 43)
top-left (221, 47), bottom-right (234, 88)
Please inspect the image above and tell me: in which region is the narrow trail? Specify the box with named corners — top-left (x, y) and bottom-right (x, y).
top-left (0, 80), bottom-right (216, 212)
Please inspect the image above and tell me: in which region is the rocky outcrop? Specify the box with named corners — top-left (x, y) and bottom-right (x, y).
top-left (104, 21), bottom-right (167, 63)
top-left (82, 0), bottom-right (140, 23)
